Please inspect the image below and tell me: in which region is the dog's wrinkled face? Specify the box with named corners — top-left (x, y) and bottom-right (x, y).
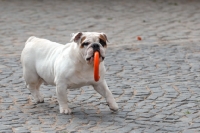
top-left (71, 32), bottom-right (108, 64)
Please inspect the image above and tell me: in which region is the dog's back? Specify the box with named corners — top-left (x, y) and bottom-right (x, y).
top-left (21, 36), bottom-right (63, 64)
top-left (21, 37), bottom-right (64, 86)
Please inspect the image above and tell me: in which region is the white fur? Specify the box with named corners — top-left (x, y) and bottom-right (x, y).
top-left (21, 32), bottom-right (118, 114)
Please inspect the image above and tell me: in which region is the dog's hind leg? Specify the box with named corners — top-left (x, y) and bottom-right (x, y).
top-left (35, 78), bottom-right (44, 103)
top-left (23, 69), bottom-right (44, 103)
top-left (28, 82), bottom-right (44, 103)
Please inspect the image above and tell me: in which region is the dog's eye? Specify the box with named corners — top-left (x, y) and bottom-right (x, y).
top-left (99, 39), bottom-right (106, 47)
top-left (82, 42), bottom-right (89, 47)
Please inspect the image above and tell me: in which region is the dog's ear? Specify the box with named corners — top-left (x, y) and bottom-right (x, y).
top-left (100, 33), bottom-right (109, 42)
top-left (70, 32), bottom-right (83, 43)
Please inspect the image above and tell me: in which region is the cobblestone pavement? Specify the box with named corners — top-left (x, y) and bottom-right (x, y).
top-left (1, 0), bottom-right (200, 133)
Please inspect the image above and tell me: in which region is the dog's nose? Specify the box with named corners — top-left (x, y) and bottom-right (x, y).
top-left (92, 43), bottom-right (100, 48)
top-left (92, 43), bottom-right (100, 51)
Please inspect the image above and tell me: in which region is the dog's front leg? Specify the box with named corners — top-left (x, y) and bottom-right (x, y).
top-left (56, 82), bottom-right (71, 114)
top-left (93, 80), bottom-right (118, 111)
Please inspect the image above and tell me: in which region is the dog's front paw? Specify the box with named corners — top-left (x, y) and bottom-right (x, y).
top-left (59, 105), bottom-right (72, 114)
top-left (108, 102), bottom-right (119, 112)
top-left (34, 94), bottom-right (44, 103)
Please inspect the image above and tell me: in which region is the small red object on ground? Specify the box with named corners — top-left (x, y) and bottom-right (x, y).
top-left (137, 36), bottom-right (142, 40)
top-left (94, 51), bottom-right (100, 82)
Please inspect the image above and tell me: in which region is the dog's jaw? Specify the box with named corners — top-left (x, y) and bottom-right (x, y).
top-left (84, 45), bottom-right (105, 64)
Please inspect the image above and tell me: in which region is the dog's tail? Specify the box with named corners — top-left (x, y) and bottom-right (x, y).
top-left (25, 36), bottom-right (36, 45)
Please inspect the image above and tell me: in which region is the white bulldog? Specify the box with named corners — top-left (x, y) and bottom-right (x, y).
top-left (21, 32), bottom-right (118, 114)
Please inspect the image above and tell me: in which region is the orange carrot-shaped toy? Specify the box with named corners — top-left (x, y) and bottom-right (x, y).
top-left (94, 51), bottom-right (100, 81)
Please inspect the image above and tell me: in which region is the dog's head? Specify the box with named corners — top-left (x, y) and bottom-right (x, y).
top-left (71, 32), bottom-right (108, 64)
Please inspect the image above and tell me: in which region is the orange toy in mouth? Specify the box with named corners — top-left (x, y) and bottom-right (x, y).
top-left (94, 51), bottom-right (100, 82)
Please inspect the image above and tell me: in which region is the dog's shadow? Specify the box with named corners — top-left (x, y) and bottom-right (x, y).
top-left (20, 85), bottom-right (121, 131)
top-left (15, 93), bottom-right (123, 133)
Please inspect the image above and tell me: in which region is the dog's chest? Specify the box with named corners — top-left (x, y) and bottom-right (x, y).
top-left (66, 70), bottom-right (95, 89)
top-left (67, 79), bottom-right (94, 89)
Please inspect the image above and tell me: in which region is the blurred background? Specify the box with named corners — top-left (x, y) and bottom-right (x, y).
top-left (0, 0), bottom-right (199, 56)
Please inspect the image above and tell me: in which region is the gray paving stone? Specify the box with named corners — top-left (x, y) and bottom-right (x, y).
top-left (188, 123), bottom-right (200, 129)
top-left (116, 126), bottom-right (133, 133)
top-left (13, 127), bottom-right (30, 133)
top-left (150, 117), bottom-right (164, 122)
top-left (182, 129), bottom-right (198, 133)
top-left (0, 125), bottom-right (12, 131)
top-left (30, 127), bottom-right (40, 131)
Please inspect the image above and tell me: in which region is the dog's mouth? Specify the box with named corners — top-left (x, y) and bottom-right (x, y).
top-left (85, 47), bottom-right (105, 63)
top-left (86, 56), bottom-right (105, 61)
top-left (86, 54), bottom-right (105, 62)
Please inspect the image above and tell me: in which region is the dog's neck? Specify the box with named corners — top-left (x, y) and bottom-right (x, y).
top-left (64, 42), bottom-right (93, 69)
